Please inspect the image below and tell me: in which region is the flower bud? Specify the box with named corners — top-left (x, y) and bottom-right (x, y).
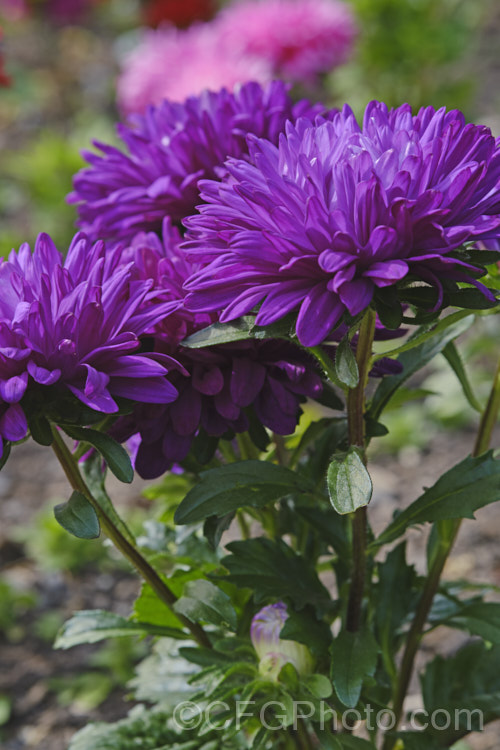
top-left (250, 602), bottom-right (314, 681)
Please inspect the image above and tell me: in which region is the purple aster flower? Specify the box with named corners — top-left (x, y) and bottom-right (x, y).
top-left (111, 219), bottom-right (323, 478)
top-left (183, 102), bottom-right (500, 347)
top-left (0, 232), bottom-right (180, 453)
top-left (251, 602), bottom-right (314, 680)
top-left (68, 80), bottom-right (326, 245)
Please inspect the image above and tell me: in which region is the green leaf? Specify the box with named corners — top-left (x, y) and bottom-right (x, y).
top-left (280, 605), bottom-right (333, 657)
top-left (174, 460), bottom-right (314, 524)
top-left (303, 674), bottom-right (333, 699)
top-left (174, 579), bottom-right (237, 631)
top-left (372, 452), bottom-right (500, 548)
top-left (442, 341), bottom-right (482, 412)
top-left (55, 609), bottom-right (186, 649)
top-left (327, 447), bottom-right (372, 515)
top-left (133, 570), bottom-right (200, 629)
top-left (221, 537), bottom-right (331, 613)
top-left (335, 336), bottom-right (359, 388)
top-left (441, 602), bottom-right (500, 644)
top-left (330, 627), bottom-right (379, 708)
top-left (421, 641), bottom-right (500, 741)
top-left (181, 315), bottom-right (295, 348)
top-left (375, 544), bottom-right (418, 655)
top-left (54, 491), bottom-right (100, 540)
top-left (81, 452), bottom-right (136, 546)
top-left (203, 512), bottom-right (235, 550)
top-left (62, 425), bottom-right (133, 484)
top-left (369, 314), bottom-right (475, 422)
top-left (29, 413), bottom-right (53, 446)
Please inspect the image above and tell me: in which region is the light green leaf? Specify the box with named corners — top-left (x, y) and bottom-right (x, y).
top-left (335, 336), bottom-right (359, 388)
top-left (174, 580), bottom-right (237, 631)
top-left (54, 491), bottom-right (100, 540)
top-left (55, 609), bottom-right (186, 649)
top-left (327, 448), bottom-right (372, 515)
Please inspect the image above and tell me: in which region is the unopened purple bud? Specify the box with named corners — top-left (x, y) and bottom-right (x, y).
top-left (250, 602), bottom-right (314, 680)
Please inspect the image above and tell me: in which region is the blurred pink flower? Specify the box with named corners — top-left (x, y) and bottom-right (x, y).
top-left (117, 23), bottom-right (272, 115)
top-left (216, 0), bottom-right (357, 83)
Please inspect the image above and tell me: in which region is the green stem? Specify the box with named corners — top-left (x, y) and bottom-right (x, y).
top-left (51, 427), bottom-right (212, 650)
top-left (346, 309), bottom-right (376, 633)
top-left (384, 355), bottom-right (500, 749)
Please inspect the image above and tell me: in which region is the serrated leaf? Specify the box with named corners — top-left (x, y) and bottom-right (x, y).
top-left (133, 570), bottom-right (200, 629)
top-left (369, 314), bottom-right (475, 422)
top-left (175, 460), bottom-right (314, 524)
top-left (174, 580), bottom-right (237, 631)
top-left (421, 641), bottom-right (500, 742)
top-left (330, 627), bottom-right (379, 708)
top-left (55, 609), bottom-right (186, 649)
top-left (327, 448), bottom-right (372, 515)
top-left (54, 491), bottom-right (100, 539)
top-left (372, 452), bottom-right (500, 548)
top-left (335, 337), bottom-right (359, 388)
top-left (440, 602), bottom-right (500, 644)
top-left (221, 537), bottom-right (331, 613)
top-left (62, 425), bottom-right (133, 483)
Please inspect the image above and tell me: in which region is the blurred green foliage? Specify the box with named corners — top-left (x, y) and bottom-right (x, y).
top-left (331, 0), bottom-right (491, 115)
top-left (15, 502), bottom-right (110, 573)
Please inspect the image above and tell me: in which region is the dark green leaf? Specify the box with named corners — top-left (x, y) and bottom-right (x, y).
top-left (296, 507), bottom-right (350, 561)
top-left (54, 491), bottom-right (100, 540)
top-left (203, 512), bottom-right (235, 550)
top-left (330, 627), bottom-right (379, 707)
top-left (181, 315), bottom-right (295, 348)
top-left (175, 460), bottom-right (314, 525)
top-left (174, 579), bottom-right (237, 630)
top-left (0, 442), bottom-right (11, 471)
top-left (440, 602), bottom-right (500, 644)
top-left (192, 429), bottom-right (219, 465)
top-left (369, 314), bottom-right (475, 422)
top-left (221, 537), bottom-right (331, 613)
top-left (457, 247), bottom-right (500, 266)
top-left (280, 606), bottom-right (333, 657)
top-left (55, 609), bottom-right (186, 648)
top-left (372, 452), bottom-right (500, 548)
top-left (62, 425), bottom-right (133, 484)
top-left (335, 337), bottom-right (359, 388)
top-left (445, 287), bottom-right (498, 309)
top-left (421, 641), bottom-right (500, 741)
top-left (372, 310), bottom-right (474, 362)
top-left (374, 287), bottom-right (403, 330)
top-left (29, 414), bottom-right (53, 446)
top-left (81, 452), bottom-right (136, 546)
top-left (327, 447), bottom-right (372, 515)
top-left (375, 544), bottom-right (418, 655)
top-left (442, 341), bottom-right (482, 412)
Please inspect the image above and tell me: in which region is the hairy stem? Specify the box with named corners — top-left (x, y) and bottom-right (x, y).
top-left (51, 427), bottom-right (212, 649)
top-left (384, 355), bottom-right (500, 748)
top-left (346, 309), bottom-right (376, 633)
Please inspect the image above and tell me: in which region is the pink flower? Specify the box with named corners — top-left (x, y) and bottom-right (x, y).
top-left (117, 23), bottom-right (272, 115)
top-left (215, 0), bottom-right (357, 83)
